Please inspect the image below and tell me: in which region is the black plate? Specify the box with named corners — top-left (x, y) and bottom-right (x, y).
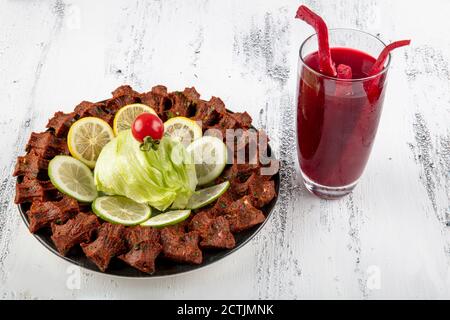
top-left (17, 147), bottom-right (279, 278)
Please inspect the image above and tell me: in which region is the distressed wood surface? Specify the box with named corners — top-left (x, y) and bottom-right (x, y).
top-left (0, 0), bottom-right (449, 299)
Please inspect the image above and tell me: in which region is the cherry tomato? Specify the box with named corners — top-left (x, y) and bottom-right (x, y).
top-left (132, 113), bottom-right (164, 143)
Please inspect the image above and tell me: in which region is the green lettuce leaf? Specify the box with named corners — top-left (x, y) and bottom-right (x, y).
top-left (94, 130), bottom-right (197, 211)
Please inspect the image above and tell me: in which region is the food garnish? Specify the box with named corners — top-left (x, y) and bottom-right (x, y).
top-left (296, 5), bottom-right (410, 81)
top-left (295, 5), bottom-right (361, 81)
top-left (186, 181), bottom-right (231, 210)
top-left (92, 195), bottom-right (151, 226)
top-left (368, 40), bottom-right (411, 75)
top-left (140, 209), bottom-right (191, 228)
top-left (163, 116), bottom-right (202, 147)
top-left (365, 40), bottom-right (411, 102)
top-left (113, 103), bottom-right (157, 136)
top-left (337, 64), bottom-right (353, 80)
top-left (186, 136), bottom-right (228, 186)
top-left (94, 130), bottom-right (197, 211)
top-left (131, 112), bottom-right (164, 151)
top-left (295, 5), bottom-right (339, 77)
top-left (67, 117), bottom-right (114, 168)
top-left (48, 155), bottom-right (97, 202)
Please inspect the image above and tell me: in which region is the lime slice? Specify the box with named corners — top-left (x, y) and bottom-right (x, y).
top-left (187, 181), bottom-right (230, 210)
top-left (164, 117), bottom-right (202, 147)
top-left (92, 195), bottom-right (151, 226)
top-left (113, 103), bottom-right (157, 136)
top-left (67, 117), bottom-right (114, 168)
top-left (48, 155), bottom-right (97, 202)
top-left (140, 210), bottom-right (191, 228)
top-left (186, 136), bottom-right (228, 185)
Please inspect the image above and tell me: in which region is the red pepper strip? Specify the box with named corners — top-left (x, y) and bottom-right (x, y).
top-left (369, 40), bottom-right (411, 75)
top-left (335, 64), bottom-right (353, 96)
top-left (337, 64), bottom-right (352, 79)
top-left (295, 5), bottom-right (337, 77)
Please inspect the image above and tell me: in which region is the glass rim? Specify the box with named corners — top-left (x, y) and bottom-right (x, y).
top-left (299, 28), bottom-right (391, 82)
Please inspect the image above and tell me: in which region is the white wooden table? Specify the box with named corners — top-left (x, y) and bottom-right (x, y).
top-left (0, 0), bottom-right (449, 300)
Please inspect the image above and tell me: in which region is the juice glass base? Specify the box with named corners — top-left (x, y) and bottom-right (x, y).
top-left (301, 171), bottom-right (358, 200)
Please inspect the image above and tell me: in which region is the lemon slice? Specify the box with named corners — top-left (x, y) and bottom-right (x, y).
top-left (164, 117), bottom-right (202, 147)
top-left (113, 103), bottom-right (157, 136)
top-left (92, 196), bottom-right (151, 226)
top-left (48, 155), bottom-right (97, 202)
top-left (186, 136), bottom-right (228, 185)
top-left (67, 117), bottom-right (114, 168)
top-left (140, 210), bottom-right (191, 228)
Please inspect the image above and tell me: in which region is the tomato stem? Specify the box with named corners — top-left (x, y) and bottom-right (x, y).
top-left (140, 136), bottom-right (160, 151)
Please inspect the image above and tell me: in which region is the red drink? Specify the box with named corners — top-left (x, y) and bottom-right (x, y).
top-left (297, 29), bottom-right (390, 198)
top-left (295, 6), bottom-right (410, 199)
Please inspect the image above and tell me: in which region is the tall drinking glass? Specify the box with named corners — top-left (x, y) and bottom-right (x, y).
top-left (296, 29), bottom-right (390, 199)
